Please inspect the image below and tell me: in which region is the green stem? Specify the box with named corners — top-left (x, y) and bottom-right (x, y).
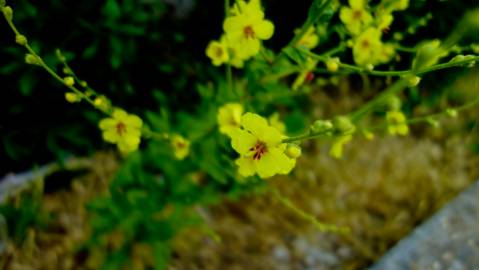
top-left (302, 48), bottom-right (479, 77)
top-left (271, 188), bottom-right (350, 234)
top-left (349, 79), bottom-right (410, 122)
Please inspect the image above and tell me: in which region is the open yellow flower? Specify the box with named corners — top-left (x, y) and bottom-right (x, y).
top-left (352, 27), bottom-right (394, 67)
top-left (206, 39), bottom-right (229, 66)
top-left (99, 109), bottom-right (143, 154)
top-left (230, 113), bottom-right (297, 179)
top-left (171, 134), bottom-right (190, 160)
top-left (340, 0), bottom-right (373, 35)
top-left (386, 111), bottom-right (409, 136)
top-left (217, 103), bottom-right (244, 136)
top-left (223, 0), bottom-right (274, 58)
top-left (296, 26), bottom-right (319, 49)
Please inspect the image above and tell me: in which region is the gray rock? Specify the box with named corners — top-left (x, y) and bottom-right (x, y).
top-left (370, 180), bottom-right (479, 270)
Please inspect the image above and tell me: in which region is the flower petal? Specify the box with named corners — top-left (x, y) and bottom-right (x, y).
top-left (254, 20), bottom-right (274, 40)
top-left (230, 128), bottom-right (257, 155)
top-left (235, 157), bottom-right (256, 177)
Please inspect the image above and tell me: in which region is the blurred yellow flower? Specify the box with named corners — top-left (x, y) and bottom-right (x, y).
top-left (217, 103), bottom-right (244, 136)
top-left (296, 26), bottom-right (319, 49)
top-left (230, 113), bottom-right (297, 179)
top-left (206, 39), bottom-right (229, 66)
top-left (340, 0), bottom-right (373, 35)
top-left (223, 0), bottom-right (274, 59)
top-left (171, 134), bottom-right (190, 160)
top-left (386, 111), bottom-right (409, 136)
top-left (99, 109), bottom-right (143, 154)
top-left (352, 27), bottom-right (395, 67)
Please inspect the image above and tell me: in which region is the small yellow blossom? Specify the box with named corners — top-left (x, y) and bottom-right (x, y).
top-left (206, 40), bottom-right (229, 66)
top-left (296, 26), bottom-right (319, 49)
top-left (386, 110), bottom-right (409, 136)
top-left (340, 0), bottom-right (373, 35)
top-left (268, 112), bottom-right (286, 133)
top-left (171, 134), bottom-right (190, 160)
top-left (217, 103), bottom-right (244, 136)
top-left (224, 0), bottom-right (274, 59)
top-left (99, 109), bottom-right (143, 154)
top-left (230, 113), bottom-right (297, 179)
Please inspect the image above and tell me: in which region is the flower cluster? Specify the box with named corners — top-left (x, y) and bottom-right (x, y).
top-left (206, 0), bottom-right (274, 68)
top-left (99, 109), bottom-right (143, 154)
top-left (340, 0), bottom-right (410, 67)
top-left (217, 104), bottom-right (299, 179)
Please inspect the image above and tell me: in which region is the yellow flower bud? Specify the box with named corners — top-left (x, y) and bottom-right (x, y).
top-left (385, 96), bottom-right (402, 111)
top-left (285, 144), bottom-right (301, 159)
top-left (80, 81), bottom-right (88, 88)
top-left (63, 76), bottom-right (75, 87)
top-left (65, 92), bottom-right (81, 103)
top-left (326, 58), bottom-right (340, 72)
top-left (15, 34), bottom-right (27, 46)
top-left (2, 6), bottom-right (13, 21)
top-left (25, 54), bottom-right (40, 65)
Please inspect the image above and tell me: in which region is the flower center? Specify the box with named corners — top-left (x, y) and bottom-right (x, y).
top-left (250, 142), bottom-right (267, 160)
top-left (353, 10), bottom-right (363, 20)
top-left (215, 47), bottom-right (224, 58)
top-left (243, 25), bottom-right (256, 39)
top-left (361, 39), bottom-right (371, 49)
top-left (116, 122), bottom-right (127, 136)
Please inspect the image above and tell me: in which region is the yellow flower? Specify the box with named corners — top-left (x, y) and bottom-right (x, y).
top-left (99, 109), bottom-right (143, 154)
top-left (223, 0), bottom-right (274, 59)
top-left (268, 112), bottom-right (286, 133)
top-left (206, 39), bottom-right (229, 66)
top-left (171, 134), bottom-right (190, 160)
top-left (340, 0), bottom-right (373, 35)
top-left (230, 113), bottom-right (297, 179)
top-left (217, 103), bottom-right (244, 136)
top-left (352, 27), bottom-right (394, 67)
top-left (386, 111), bottom-right (409, 136)
top-left (296, 26), bottom-right (319, 49)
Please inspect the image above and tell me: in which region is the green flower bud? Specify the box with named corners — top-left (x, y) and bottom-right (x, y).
top-left (333, 116), bottom-right (355, 135)
top-left (2, 6), bottom-right (12, 21)
top-left (63, 76), bottom-right (75, 87)
top-left (325, 58), bottom-right (340, 72)
top-left (412, 40), bottom-right (448, 71)
top-left (426, 117), bottom-right (440, 128)
top-left (310, 119), bottom-right (333, 133)
top-left (385, 96), bottom-right (402, 111)
top-left (25, 54), bottom-right (40, 65)
top-left (0, 0), bottom-right (5, 8)
top-left (407, 75), bottom-right (421, 87)
top-left (65, 92), bottom-right (81, 103)
top-left (15, 34), bottom-right (27, 46)
top-left (446, 108), bottom-right (458, 118)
